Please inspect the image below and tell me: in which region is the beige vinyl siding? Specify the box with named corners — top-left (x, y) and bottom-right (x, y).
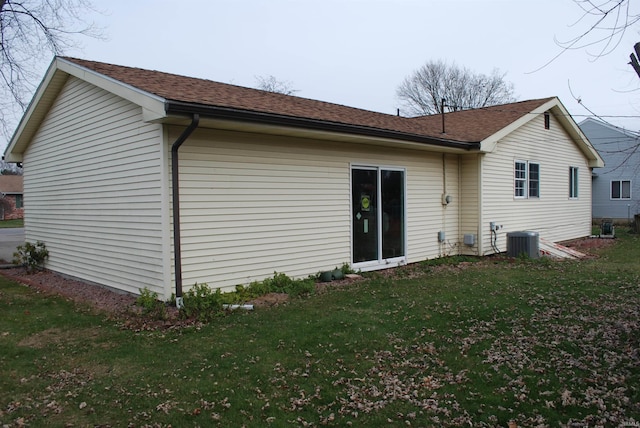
top-left (480, 113), bottom-right (592, 253)
top-left (171, 128), bottom-right (458, 292)
top-left (436, 154), bottom-right (461, 257)
top-left (23, 76), bottom-right (167, 296)
top-left (459, 154), bottom-right (480, 254)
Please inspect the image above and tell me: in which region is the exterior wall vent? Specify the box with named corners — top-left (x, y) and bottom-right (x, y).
top-left (507, 231), bottom-right (540, 258)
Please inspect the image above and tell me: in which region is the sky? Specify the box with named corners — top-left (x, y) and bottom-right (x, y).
top-left (4, 0), bottom-right (640, 152)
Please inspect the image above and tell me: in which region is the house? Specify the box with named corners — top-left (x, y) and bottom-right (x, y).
top-left (0, 175), bottom-right (24, 221)
top-left (3, 57), bottom-right (603, 300)
top-left (579, 118), bottom-right (640, 223)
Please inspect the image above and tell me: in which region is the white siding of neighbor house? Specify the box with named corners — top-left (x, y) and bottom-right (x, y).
top-left (170, 127), bottom-right (460, 292)
top-left (480, 113), bottom-right (593, 254)
top-left (22, 76), bottom-right (168, 296)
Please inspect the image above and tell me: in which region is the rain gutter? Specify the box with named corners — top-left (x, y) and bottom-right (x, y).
top-left (171, 113), bottom-right (199, 308)
top-left (165, 101), bottom-right (480, 151)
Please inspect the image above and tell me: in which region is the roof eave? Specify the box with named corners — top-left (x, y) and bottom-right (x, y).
top-left (165, 100), bottom-right (481, 152)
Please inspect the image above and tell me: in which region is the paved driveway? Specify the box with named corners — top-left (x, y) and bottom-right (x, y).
top-left (0, 228), bottom-right (24, 263)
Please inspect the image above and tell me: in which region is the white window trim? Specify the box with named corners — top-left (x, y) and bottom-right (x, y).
top-left (514, 160), bottom-right (527, 199)
top-left (514, 160), bottom-right (540, 199)
top-left (610, 179), bottom-right (632, 200)
top-left (350, 164), bottom-right (408, 271)
top-left (528, 162), bottom-right (540, 198)
top-left (569, 167), bottom-right (579, 199)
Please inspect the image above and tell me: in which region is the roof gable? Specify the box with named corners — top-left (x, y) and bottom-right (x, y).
top-left (408, 98), bottom-right (554, 142)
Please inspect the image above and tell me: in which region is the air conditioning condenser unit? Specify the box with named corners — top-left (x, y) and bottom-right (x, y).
top-left (507, 231), bottom-right (540, 258)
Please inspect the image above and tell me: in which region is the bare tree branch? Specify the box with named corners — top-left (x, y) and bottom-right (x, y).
top-left (0, 0), bottom-right (103, 144)
top-left (396, 60), bottom-right (516, 116)
top-left (569, 79), bottom-right (640, 173)
top-left (255, 75), bottom-right (298, 96)
top-left (531, 0), bottom-right (639, 73)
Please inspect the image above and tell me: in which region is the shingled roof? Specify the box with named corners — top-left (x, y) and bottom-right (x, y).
top-left (61, 57), bottom-right (553, 145)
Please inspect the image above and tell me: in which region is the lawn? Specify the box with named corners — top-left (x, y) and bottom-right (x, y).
top-left (0, 219), bottom-right (23, 228)
top-left (0, 231), bottom-right (638, 427)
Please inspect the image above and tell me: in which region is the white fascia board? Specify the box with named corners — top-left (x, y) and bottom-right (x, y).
top-left (4, 58), bottom-right (66, 162)
top-left (56, 58), bottom-right (167, 121)
top-left (550, 100), bottom-right (604, 168)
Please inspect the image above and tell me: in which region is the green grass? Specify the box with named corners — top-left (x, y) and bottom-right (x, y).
top-left (1, 230), bottom-right (639, 426)
top-left (0, 218), bottom-right (23, 228)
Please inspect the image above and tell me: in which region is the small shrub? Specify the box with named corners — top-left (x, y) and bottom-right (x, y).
top-left (287, 278), bottom-right (315, 297)
top-left (243, 272), bottom-right (315, 297)
top-left (262, 271), bottom-right (314, 296)
top-left (178, 273), bottom-right (315, 322)
top-left (263, 271), bottom-right (294, 293)
top-left (245, 279), bottom-right (271, 298)
top-left (13, 241), bottom-right (49, 273)
top-left (340, 262), bottom-right (355, 275)
top-left (136, 287), bottom-right (167, 320)
top-left (180, 283), bottom-right (224, 322)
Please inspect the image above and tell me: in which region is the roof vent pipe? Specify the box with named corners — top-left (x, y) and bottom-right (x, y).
top-left (171, 114), bottom-right (200, 308)
top-left (441, 98), bottom-right (446, 134)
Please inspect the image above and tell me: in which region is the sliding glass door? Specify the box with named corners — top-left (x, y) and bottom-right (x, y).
top-left (352, 167), bottom-right (405, 268)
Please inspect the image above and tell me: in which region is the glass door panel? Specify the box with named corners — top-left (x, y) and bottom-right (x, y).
top-left (382, 170), bottom-right (405, 258)
top-left (352, 168), bottom-right (378, 263)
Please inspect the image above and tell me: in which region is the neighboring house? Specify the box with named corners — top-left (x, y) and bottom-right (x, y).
top-left (579, 118), bottom-right (640, 223)
top-left (0, 175), bottom-right (24, 220)
top-left (3, 57), bottom-right (603, 300)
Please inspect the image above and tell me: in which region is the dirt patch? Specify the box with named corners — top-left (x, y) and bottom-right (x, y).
top-left (1, 268), bottom-right (139, 316)
top-left (246, 292), bottom-right (290, 307)
top-left (561, 236), bottom-right (617, 252)
top-left (18, 326), bottom-right (105, 349)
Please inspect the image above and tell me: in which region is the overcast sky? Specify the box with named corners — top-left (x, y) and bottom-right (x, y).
top-left (5, 0), bottom-right (640, 152)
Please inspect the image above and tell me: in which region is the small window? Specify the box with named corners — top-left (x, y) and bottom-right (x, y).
top-left (544, 112), bottom-right (550, 129)
top-left (528, 163), bottom-right (540, 198)
top-left (611, 180), bottom-right (631, 200)
top-left (15, 194), bottom-right (23, 209)
top-left (569, 167), bottom-right (579, 198)
top-left (514, 161), bottom-right (527, 198)
top-left (514, 161), bottom-right (539, 199)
